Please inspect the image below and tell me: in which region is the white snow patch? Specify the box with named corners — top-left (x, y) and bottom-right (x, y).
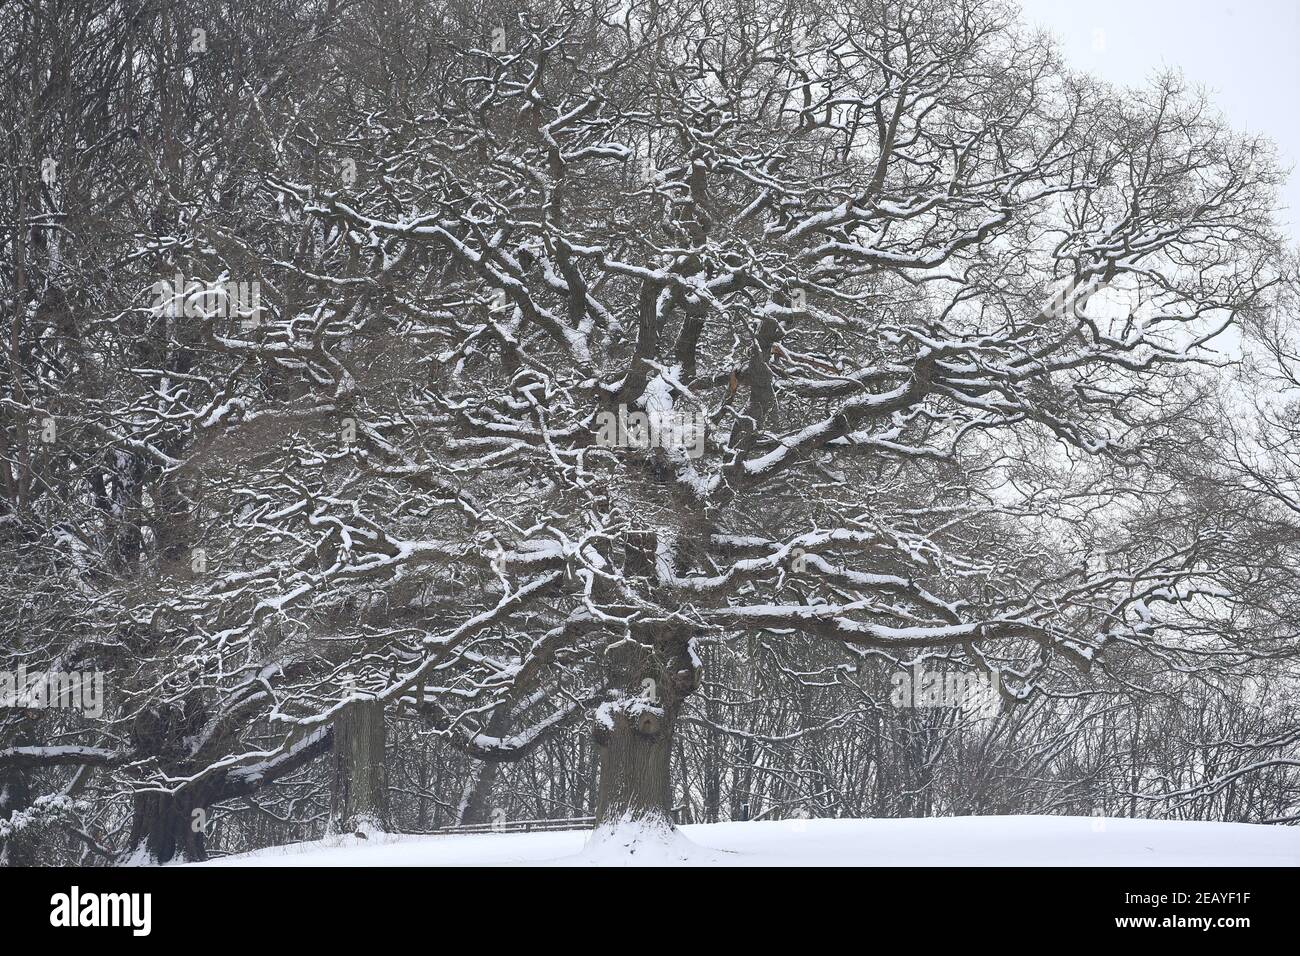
top-left (573, 818), bottom-right (723, 866)
top-left (191, 816), bottom-right (1300, 867)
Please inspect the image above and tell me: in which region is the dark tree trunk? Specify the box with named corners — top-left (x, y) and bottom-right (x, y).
top-left (415, 739), bottom-right (431, 831)
top-left (703, 644), bottom-right (720, 823)
top-left (457, 705), bottom-right (510, 825)
top-left (331, 697), bottom-right (388, 833)
top-left (592, 622), bottom-right (700, 831)
top-left (122, 699), bottom-right (210, 864)
top-left (456, 758), bottom-right (500, 827)
top-left (1129, 700), bottom-right (1142, 818)
top-left (127, 788), bottom-right (210, 864)
top-left (594, 696), bottom-right (678, 828)
top-left (0, 726), bottom-right (35, 866)
top-left (735, 734), bottom-right (755, 821)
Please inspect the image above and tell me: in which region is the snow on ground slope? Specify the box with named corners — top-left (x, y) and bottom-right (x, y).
top-left (196, 816), bottom-right (1300, 867)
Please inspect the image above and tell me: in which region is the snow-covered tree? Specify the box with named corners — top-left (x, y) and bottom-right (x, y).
top-left (1, 0), bottom-right (1293, 862)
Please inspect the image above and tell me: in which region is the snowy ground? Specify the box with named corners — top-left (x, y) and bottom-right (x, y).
top-left (196, 816), bottom-right (1300, 867)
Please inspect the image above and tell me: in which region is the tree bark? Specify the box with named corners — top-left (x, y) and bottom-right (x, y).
top-left (704, 659), bottom-right (720, 823)
top-left (122, 699), bottom-right (210, 864)
top-left (457, 705), bottom-right (510, 825)
top-left (592, 622), bottom-right (700, 830)
top-left (0, 725), bottom-right (35, 866)
top-left (126, 788), bottom-right (210, 864)
top-left (331, 697), bottom-right (388, 833)
top-left (594, 695), bottom-right (678, 828)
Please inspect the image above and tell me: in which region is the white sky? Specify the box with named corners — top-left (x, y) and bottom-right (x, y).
top-left (1016, 0), bottom-right (1300, 243)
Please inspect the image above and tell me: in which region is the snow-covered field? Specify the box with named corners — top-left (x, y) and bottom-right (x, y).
top-left (196, 816), bottom-right (1300, 867)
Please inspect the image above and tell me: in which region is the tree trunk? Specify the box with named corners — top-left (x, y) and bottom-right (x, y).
top-left (122, 699), bottom-right (210, 864)
top-left (1129, 700), bottom-right (1142, 818)
top-left (594, 697), bottom-right (678, 828)
top-left (331, 697), bottom-right (388, 833)
top-left (457, 704), bottom-right (511, 825)
top-left (0, 726), bottom-right (35, 866)
top-left (127, 788), bottom-right (209, 864)
top-left (592, 622), bottom-right (700, 831)
top-left (703, 644), bottom-right (720, 824)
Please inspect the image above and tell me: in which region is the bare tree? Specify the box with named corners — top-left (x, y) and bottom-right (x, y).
top-left (1, 0), bottom-right (1293, 863)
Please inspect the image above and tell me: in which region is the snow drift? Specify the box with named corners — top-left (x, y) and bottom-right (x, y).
top-left (194, 816), bottom-right (1300, 867)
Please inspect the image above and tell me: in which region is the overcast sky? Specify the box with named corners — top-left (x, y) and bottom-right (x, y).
top-left (1016, 0), bottom-right (1300, 242)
